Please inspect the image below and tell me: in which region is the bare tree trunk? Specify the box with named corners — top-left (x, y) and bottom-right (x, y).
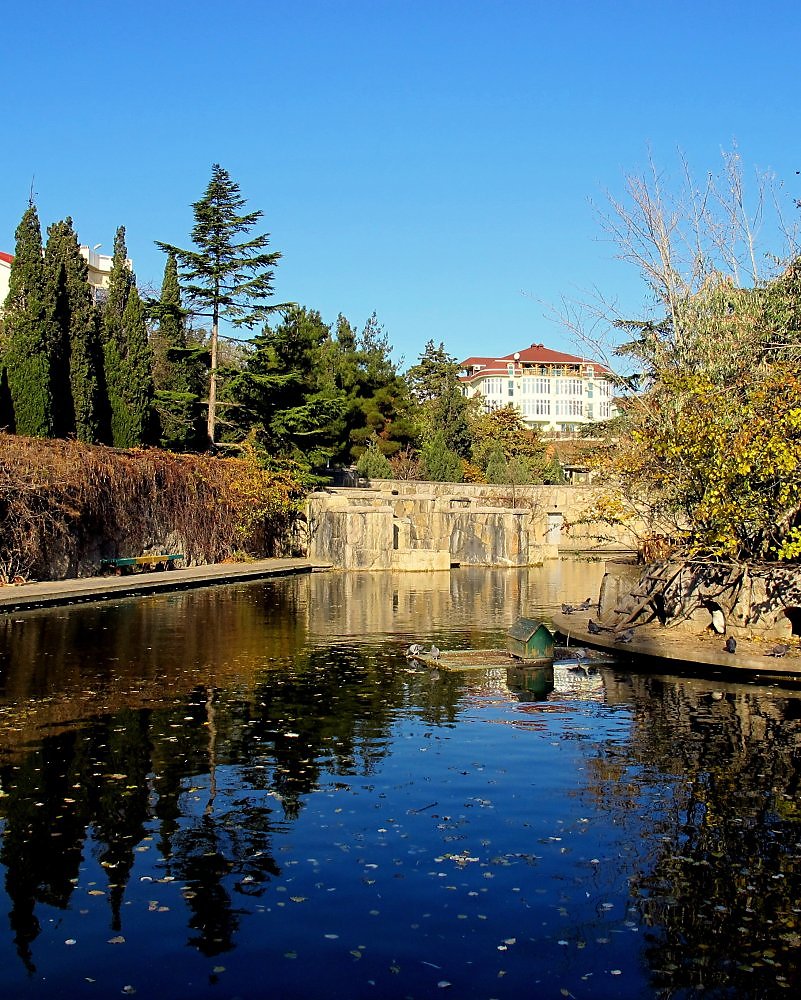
top-left (206, 297), bottom-right (219, 446)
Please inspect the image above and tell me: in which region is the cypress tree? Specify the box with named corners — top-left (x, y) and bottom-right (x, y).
top-left (44, 218), bottom-right (103, 441)
top-left (150, 252), bottom-right (205, 450)
top-left (117, 285), bottom-right (154, 447)
top-left (1, 204), bottom-right (54, 437)
top-left (100, 226), bottom-right (154, 447)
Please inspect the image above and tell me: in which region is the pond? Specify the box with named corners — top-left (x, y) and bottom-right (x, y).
top-left (1, 563), bottom-right (800, 998)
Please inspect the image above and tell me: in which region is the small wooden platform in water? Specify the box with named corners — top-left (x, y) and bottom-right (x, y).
top-left (410, 646), bottom-right (615, 672)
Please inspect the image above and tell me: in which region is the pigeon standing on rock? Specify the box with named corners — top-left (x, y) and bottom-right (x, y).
top-left (587, 619), bottom-right (603, 635)
top-left (561, 603), bottom-right (574, 615)
top-left (615, 628), bottom-right (635, 644)
top-left (725, 636), bottom-right (737, 654)
top-left (429, 644), bottom-right (440, 661)
top-left (767, 643), bottom-right (789, 658)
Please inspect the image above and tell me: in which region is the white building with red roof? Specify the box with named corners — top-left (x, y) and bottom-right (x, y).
top-left (460, 342), bottom-right (618, 433)
top-left (0, 251), bottom-right (12, 309)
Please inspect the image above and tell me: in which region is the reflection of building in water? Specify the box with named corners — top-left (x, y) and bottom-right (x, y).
top-left (303, 567), bottom-right (550, 642)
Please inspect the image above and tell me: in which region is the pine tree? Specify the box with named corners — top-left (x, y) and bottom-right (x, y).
top-left (407, 340), bottom-right (474, 458)
top-left (156, 164), bottom-right (283, 445)
top-left (1, 204), bottom-right (54, 437)
top-left (44, 218), bottom-right (103, 441)
top-left (231, 305), bottom-right (346, 470)
top-left (100, 226), bottom-right (154, 447)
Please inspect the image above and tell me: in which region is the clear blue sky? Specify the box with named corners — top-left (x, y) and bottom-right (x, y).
top-left (2, 1), bottom-right (799, 368)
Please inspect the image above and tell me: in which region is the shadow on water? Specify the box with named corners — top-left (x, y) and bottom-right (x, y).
top-left (0, 564), bottom-right (799, 997)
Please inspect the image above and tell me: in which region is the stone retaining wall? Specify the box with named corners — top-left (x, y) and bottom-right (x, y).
top-left (306, 481), bottom-right (637, 570)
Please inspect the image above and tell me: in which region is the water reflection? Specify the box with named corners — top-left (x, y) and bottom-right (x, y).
top-left (0, 565), bottom-right (799, 997)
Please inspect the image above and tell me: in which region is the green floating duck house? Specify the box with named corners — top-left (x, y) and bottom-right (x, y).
top-left (506, 617), bottom-right (554, 664)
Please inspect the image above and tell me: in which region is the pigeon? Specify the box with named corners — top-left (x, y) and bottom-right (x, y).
top-left (561, 603), bottom-right (574, 615)
top-left (725, 636), bottom-right (737, 654)
top-left (614, 628), bottom-right (635, 644)
top-left (587, 618), bottom-right (603, 635)
top-left (429, 644), bottom-right (440, 661)
top-left (766, 643), bottom-right (788, 658)
top-left (576, 598), bottom-right (594, 611)
top-left (406, 643), bottom-right (424, 658)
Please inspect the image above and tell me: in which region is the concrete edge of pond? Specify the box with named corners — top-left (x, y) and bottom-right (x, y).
top-left (551, 610), bottom-right (801, 681)
top-left (0, 558), bottom-right (332, 613)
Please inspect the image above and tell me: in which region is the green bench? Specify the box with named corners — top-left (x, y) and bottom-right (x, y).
top-left (101, 554), bottom-right (184, 574)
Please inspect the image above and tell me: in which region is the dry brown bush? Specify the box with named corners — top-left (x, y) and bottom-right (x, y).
top-left (0, 434), bottom-right (306, 581)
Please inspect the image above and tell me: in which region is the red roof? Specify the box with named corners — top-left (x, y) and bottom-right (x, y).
top-left (460, 343), bottom-right (610, 379)
top-left (0, 251), bottom-right (13, 264)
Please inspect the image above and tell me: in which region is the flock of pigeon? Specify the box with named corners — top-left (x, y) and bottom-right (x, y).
top-left (564, 604), bottom-right (792, 658)
top-left (560, 598), bottom-right (594, 614)
top-left (408, 607), bottom-right (793, 665)
top-left (406, 643), bottom-right (439, 661)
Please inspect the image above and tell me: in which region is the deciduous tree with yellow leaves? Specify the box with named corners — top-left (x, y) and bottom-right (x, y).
top-left (582, 153), bottom-right (801, 561)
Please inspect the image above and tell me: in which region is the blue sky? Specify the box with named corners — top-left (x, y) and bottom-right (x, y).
top-left (2, 1), bottom-right (799, 368)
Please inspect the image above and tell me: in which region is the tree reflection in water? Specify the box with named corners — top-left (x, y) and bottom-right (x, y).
top-left (0, 567), bottom-right (799, 997)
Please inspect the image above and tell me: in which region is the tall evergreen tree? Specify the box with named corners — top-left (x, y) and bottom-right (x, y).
top-left (344, 314), bottom-right (415, 464)
top-left (150, 252), bottom-right (205, 450)
top-left (1, 204), bottom-right (54, 437)
top-left (44, 218), bottom-right (103, 442)
top-left (231, 306), bottom-right (346, 470)
top-left (406, 340), bottom-right (474, 458)
top-left (156, 164), bottom-right (284, 445)
top-left (100, 226), bottom-right (154, 447)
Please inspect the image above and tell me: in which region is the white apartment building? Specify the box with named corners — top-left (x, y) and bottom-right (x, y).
top-left (459, 343), bottom-right (618, 433)
top-left (0, 245), bottom-right (131, 311)
top-left (0, 252), bottom-right (11, 308)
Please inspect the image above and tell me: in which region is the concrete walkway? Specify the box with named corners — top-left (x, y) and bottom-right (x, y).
top-left (0, 558), bottom-right (331, 613)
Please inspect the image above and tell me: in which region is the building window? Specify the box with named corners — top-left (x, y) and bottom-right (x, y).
top-left (555, 399), bottom-right (583, 417)
top-left (483, 377), bottom-right (503, 395)
top-left (508, 380), bottom-right (514, 396)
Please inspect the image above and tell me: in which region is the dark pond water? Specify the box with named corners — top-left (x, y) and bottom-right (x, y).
top-left (1, 564), bottom-right (800, 999)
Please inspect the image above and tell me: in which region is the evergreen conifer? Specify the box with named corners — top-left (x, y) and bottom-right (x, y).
top-left (100, 226), bottom-right (154, 447)
top-left (1, 204), bottom-right (54, 437)
top-left (150, 252), bottom-right (205, 450)
top-left (44, 218), bottom-right (103, 441)
top-left (156, 165), bottom-right (283, 445)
